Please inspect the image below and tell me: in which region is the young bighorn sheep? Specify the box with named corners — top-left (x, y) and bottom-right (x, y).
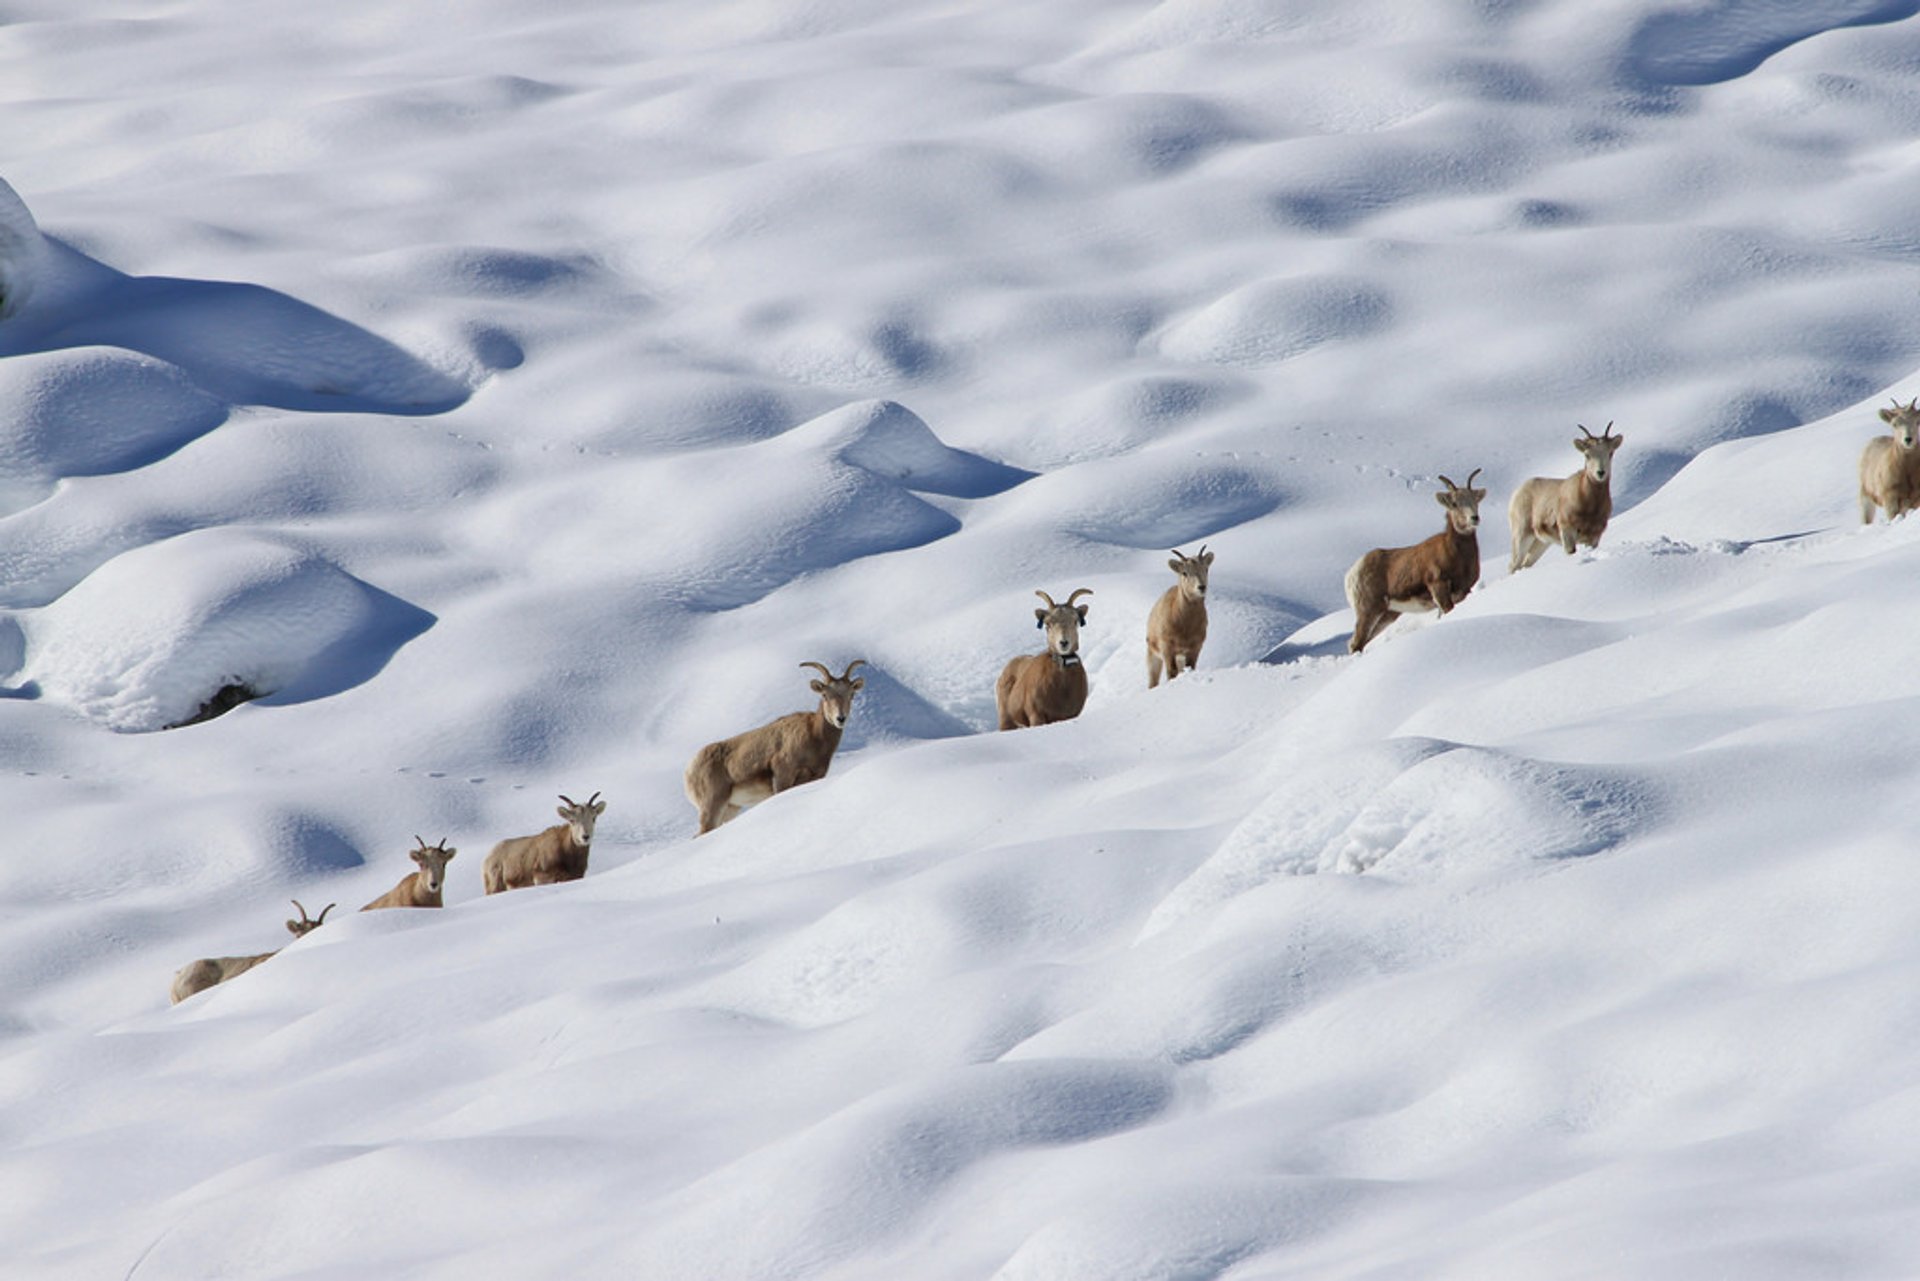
top-left (1860, 398), bottom-right (1920, 523)
top-left (1345, 470), bottom-right (1486, 654)
top-left (685, 661), bottom-right (867, 835)
top-left (169, 900), bottom-right (333, 1005)
top-left (997, 588), bottom-right (1093, 729)
top-left (1147, 546), bottom-right (1212, 688)
top-left (1508, 422), bottom-right (1624, 572)
top-left (483, 793), bottom-right (605, 892)
top-left (361, 837), bottom-right (456, 910)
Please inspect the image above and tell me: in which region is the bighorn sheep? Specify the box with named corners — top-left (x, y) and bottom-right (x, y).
top-left (685, 661), bottom-right (866, 835)
top-left (362, 837), bottom-right (456, 910)
top-left (1860, 398), bottom-right (1920, 524)
top-left (1508, 422), bottom-right (1624, 572)
top-left (1345, 470), bottom-right (1486, 654)
top-left (483, 793), bottom-right (604, 892)
top-left (169, 899), bottom-right (333, 1005)
top-left (1147, 546), bottom-right (1212, 688)
top-left (997, 589), bottom-right (1093, 729)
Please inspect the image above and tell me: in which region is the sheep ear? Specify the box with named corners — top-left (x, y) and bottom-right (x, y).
top-left (809, 679), bottom-right (826, 693)
top-left (556, 805), bottom-right (571, 821)
top-left (1201, 551), bottom-right (1215, 565)
top-left (1035, 608), bottom-right (1048, 626)
top-left (1435, 490), bottom-right (1453, 507)
top-left (412, 848), bottom-right (429, 864)
top-left (1167, 557), bottom-right (1182, 573)
top-left (1076, 606), bottom-right (1089, 624)
top-left (1606, 434), bottom-right (1623, 449)
top-left (1882, 408), bottom-right (1897, 423)
top-left (443, 847), bottom-right (457, 859)
top-left (851, 678), bottom-right (865, 691)
top-left (1473, 488), bottom-right (1488, 502)
top-left (592, 801), bottom-right (606, 815)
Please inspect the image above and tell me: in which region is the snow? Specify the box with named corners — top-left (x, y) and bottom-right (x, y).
top-left (5, 0), bottom-right (1920, 1277)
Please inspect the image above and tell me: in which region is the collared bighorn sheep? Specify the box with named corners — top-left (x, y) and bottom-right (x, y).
top-left (685, 661), bottom-right (866, 835)
top-left (1345, 470), bottom-right (1486, 654)
top-left (1147, 546), bottom-right (1212, 688)
top-left (483, 793), bottom-right (604, 892)
top-left (1509, 422), bottom-right (1624, 572)
top-left (1860, 398), bottom-right (1920, 523)
top-left (362, 837), bottom-right (456, 910)
top-left (169, 899), bottom-right (333, 1005)
top-left (997, 589), bottom-right (1093, 729)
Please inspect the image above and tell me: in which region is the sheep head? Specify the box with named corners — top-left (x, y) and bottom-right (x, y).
top-left (1033, 589), bottom-right (1093, 667)
top-left (409, 836), bottom-right (457, 894)
top-left (1880, 398), bottom-right (1920, 450)
top-left (1166, 545), bottom-right (1213, 600)
top-left (1433, 469), bottom-right (1486, 535)
top-left (286, 899), bottom-right (335, 937)
top-left (556, 792), bottom-right (605, 843)
top-left (800, 660), bottom-right (866, 730)
top-left (1574, 422), bottom-right (1623, 480)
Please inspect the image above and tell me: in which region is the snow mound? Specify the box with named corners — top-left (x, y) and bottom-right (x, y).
top-left (1154, 274), bottom-right (1392, 368)
top-left (1625, 0), bottom-right (1920, 86)
top-left (24, 530), bottom-right (404, 731)
top-left (0, 177), bottom-right (48, 321)
top-left (777, 398), bottom-right (1030, 498)
top-left (0, 346), bottom-right (225, 495)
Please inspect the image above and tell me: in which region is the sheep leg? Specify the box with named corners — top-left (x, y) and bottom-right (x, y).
top-left (1147, 647), bottom-right (1163, 689)
top-left (1861, 492), bottom-right (1877, 525)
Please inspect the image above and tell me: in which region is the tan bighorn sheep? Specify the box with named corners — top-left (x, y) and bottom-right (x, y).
top-left (1508, 422), bottom-right (1624, 572)
top-left (685, 661), bottom-right (867, 835)
top-left (483, 793), bottom-right (605, 892)
top-left (169, 899), bottom-right (333, 1005)
top-left (1860, 398), bottom-right (1920, 523)
top-left (1147, 546), bottom-right (1212, 688)
top-left (1345, 470), bottom-right (1487, 654)
top-left (361, 837), bottom-right (456, 910)
top-left (997, 588), bottom-right (1093, 729)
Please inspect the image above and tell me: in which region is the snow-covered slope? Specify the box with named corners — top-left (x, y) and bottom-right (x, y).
top-left (6, 1), bottom-right (1920, 1277)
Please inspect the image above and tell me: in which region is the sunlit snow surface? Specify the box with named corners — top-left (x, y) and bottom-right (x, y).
top-left (5, 2), bottom-right (1920, 1278)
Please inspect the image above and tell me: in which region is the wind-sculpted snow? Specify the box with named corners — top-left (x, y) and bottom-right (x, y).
top-left (22, 529), bottom-right (425, 732)
top-left (9, 0), bottom-right (1920, 1278)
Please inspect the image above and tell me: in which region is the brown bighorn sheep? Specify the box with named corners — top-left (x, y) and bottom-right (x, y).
top-left (997, 588), bottom-right (1093, 729)
top-left (1860, 398), bottom-right (1920, 523)
top-left (169, 900), bottom-right (333, 1005)
top-left (483, 793), bottom-right (605, 892)
top-left (1345, 470), bottom-right (1486, 654)
top-left (685, 661), bottom-right (867, 835)
top-left (1509, 422), bottom-right (1624, 572)
top-left (1147, 546), bottom-right (1212, 688)
top-left (362, 837), bottom-right (456, 910)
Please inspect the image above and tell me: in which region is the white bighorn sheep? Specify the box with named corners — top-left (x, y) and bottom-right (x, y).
top-left (1508, 422), bottom-right (1624, 572)
top-left (483, 793), bottom-right (604, 893)
top-left (685, 661), bottom-right (867, 835)
top-left (362, 837), bottom-right (456, 910)
top-left (1345, 470), bottom-right (1486, 654)
top-left (997, 588), bottom-right (1093, 729)
top-left (1860, 397), bottom-right (1920, 524)
top-left (1147, 546), bottom-right (1212, 688)
top-left (169, 899), bottom-right (333, 1005)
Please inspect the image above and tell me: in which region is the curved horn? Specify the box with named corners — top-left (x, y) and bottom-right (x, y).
top-left (1437, 474), bottom-right (1458, 490)
top-left (316, 903), bottom-right (335, 924)
top-left (558, 794), bottom-right (577, 808)
top-left (1168, 547), bottom-right (1189, 560)
top-left (1065, 588), bottom-right (1094, 606)
top-left (1602, 420), bottom-right (1616, 439)
top-left (1466, 467), bottom-right (1483, 489)
top-left (1034, 589), bottom-right (1059, 609)
top-left (838, 659), bottom-right (867, 682)
top-left (799, 661), bottom-right (834, 681)
top-left (291, 898), bottom-right (310, 924)
top-left (1197, 544), bottom-right (1209, 559)
top-left (586, 792), bottom-right (601, 808)
top-left (1577, 422), bottom-right (1595, 439)
top-left (414, 834), bottom-right (425, 849)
